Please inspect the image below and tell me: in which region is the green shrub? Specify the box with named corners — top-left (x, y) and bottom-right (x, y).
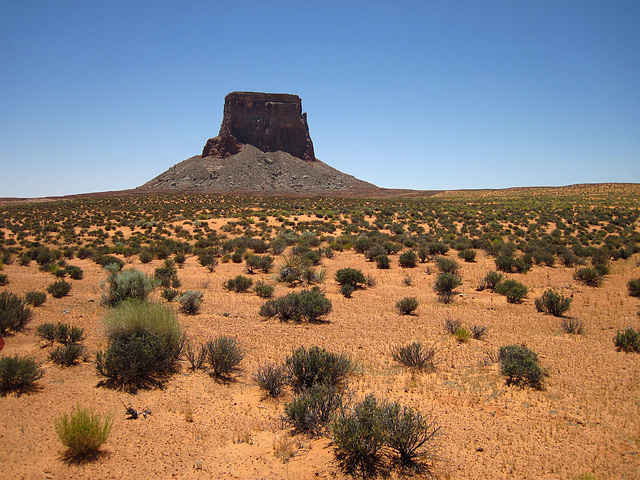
top-left (259, 290), bottom-right (332, 323)
top-left (223, 275), bottom-right (253, 293)
top-left (50, 343), bottom-right (84, 367)
top-left (498, 344), bottom-right (544, 389)
top-left (495, 279), bottom-right (528, 304)
top-left (436, 257), bottom-right (459, 274)
top-left (174, 252), bottom-right (186, 267)
top-left (627, 278), bottom-right (640, 298)
top-left (25, 291), bottom-right (46, 307)
top-left (95, 254), bottom-right (124, 270)
top-left (285, 345), bottom-right (352, 393)
top-left (478, 270), bottom-right (504, 291)
top-left (0, 274), bottom-right (7, 286)
top-left (55, 405), bottom-right (112, 462)
top-left (178, 290), bottom-right (203, 315)
top-left (395, 297), bottom-right (419, 315)
top-left (285, 384), bottom-right (343, 436)
top-left (335, 268), bottom-right (366, 288)
top-left (458, 249), bottom-right (476, 262)
top-left (36, 322), bottom-right (57, 343)
top-left (254, 363), bottom-right (287, 398)
top-left (434, 272), bottom-right (462, 304)
top-left (535, 289), bottom-right (572, 316)
top-left (198, 253), bottom-right (218, 272)
top-left (254, 281), bottom-right (274, 298)
top-left (375, 254), bottom-right (390, 269)
top-left (383, 401), bottom-right (440, 468)
top-left (0, 355), bottom-right (44, 394)
top-left (206, 336), bottom-right (244, 379)
top-left (138, 250), bottom-right (153, 264)
top-left (574, 267), bottom-right (603, 287)
top-left (154, 259), bottom-right (180, 288)
top-left (398, 251), bottom-right (418, 268)
top-left (101, 266), bottom-right (156, 307)
top-left (161, 288), bottom-right (181, 302)
top-left (96, 300), bottom-right (182, 391)
top-left (614, 328), bottom-right (640, 352)
top-left (42, 322), bottom-right (84, 344)
top-left (453, 326), bottom-right (471, 342)
top-left (47, 279), bottom-right (72, 298)
top-left (65, 265), bottom-right (84, 280)
top-left (331, 394), bottom-right (387, 476)
top-left (0, 291), bottom-right (33, 334)
top-left (246, 254), bottom-right (274, 274)
top-left (341, 283), bottom-right (355, 298)
top-left (391, 342), bottom-right (435, 371)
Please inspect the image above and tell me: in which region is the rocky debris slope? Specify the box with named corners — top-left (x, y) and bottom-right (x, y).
top-left (138, 145), bottom-right (380, 195)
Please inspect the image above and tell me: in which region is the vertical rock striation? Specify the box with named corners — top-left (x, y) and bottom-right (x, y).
top-left (202, 92), bottom-right (316, 162)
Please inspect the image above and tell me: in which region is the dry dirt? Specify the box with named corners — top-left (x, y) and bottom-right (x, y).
top-left (1, 241), bottom-right (640, 479)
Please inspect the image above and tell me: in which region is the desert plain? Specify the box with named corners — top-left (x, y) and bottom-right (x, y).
top-left (1, 185), bottom-right (639, 479)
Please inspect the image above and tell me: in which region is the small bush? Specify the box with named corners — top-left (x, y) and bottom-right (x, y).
top-left (478, 271), bottom-right (504, 292)
top-left (499, 344), bottom-right (544, 389)
top-left (395, 297), bottom-right (419, 315)
top-left (96, 300), bottom-right (182, 391)
top-left (0, 355), bottom-right (44, 394)
top-left (453, 326), bottom-right (471, 342)
top-left (161, 288), bottom-right (181, 302)
top-left (183, 339), bottom-right (208, 370)
top-left (50, 343), bottom-right (85, 367)
top-left (535, 289), bottom-right (572, 316)
top-left (627, 278), bottom-right (640, 298)
top-left (95, 254), bottom-right (124, 270)
top-left (398, 251), bottom-right (418, 268)
top-left (383, 401), bottom-right (440, 468)
top-left (259, 290), bottom-right (332, 323)
top-left (436, 257), bottom-right (459, 274)
top-left (341, 283), bottom-right (355, 298)
top-left (391, 342), bottom-right (436, 371)
top-left (331, 394), bottom-right (387, 476)
top-left (375, 254), bottom-right (390, 269)
top-left (444, 318), bottom-right (462, 334)
top-left (55, 405), bottom-right (112, 462)
top-left (101, 266), bottom-right (156, 307)
top-left (574, 267), bottom-right (603, 287)
top-left (458, 249), bottom-right (476, 263)
top-left (254, 280), bottom-right (274, 298)
top-left (561, 318), bottom-right (584, 335)
top-left (335, 268), bottom-right (366, 288)
top-left (495, 279), bottom-right (528, 304)
top-left (285, 345), bottom-right (352, 393)
top-left (138, 250), bottom-right (153, 264)
top-left (0, 274), bottom-right (7, 286)
top-left (285, 383), bottom-right (343, 435)
top-left (434, 272), bottom-right (462, 303)
top-left (25, 291), bottom-right (46, 307)
top-left (178, 290), bottom-right (203, 315)
top-left (36, 322), bottom-right (57, 343)
top-left (254, 363), bottom-right (287, 397)
top-left (614, 328), bottom-right (640, 352)
top-left (154, 259), bottom-right (180, 288)
top-left (40, 322), bottom-right (84, 344)
top-left (0, 291), bottom-right (33, 334)
top-left (198, 254), bottom-right (218, 272)
top-left (47, 279), bottom-right (72, 298)
top-left (471, 324), bottom-right (489, 340)
top-left (206, 336), bottom-right (244, 379)
top-left (65, 265), bottom-right (84, 280)
top-left (223, 275), bottom-right (253, 293)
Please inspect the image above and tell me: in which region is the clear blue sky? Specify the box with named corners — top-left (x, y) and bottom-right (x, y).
top-left (1, 1), bottom-right (638, 197)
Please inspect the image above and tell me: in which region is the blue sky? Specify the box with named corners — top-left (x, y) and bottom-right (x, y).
top-left (1, 1), bottom-right (638, 197)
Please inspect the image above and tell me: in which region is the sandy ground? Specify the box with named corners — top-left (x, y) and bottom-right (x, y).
top-left (1, 247), bottom-right (639, 479)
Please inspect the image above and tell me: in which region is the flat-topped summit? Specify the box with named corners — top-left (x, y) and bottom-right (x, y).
top-left (202, 92), bottom-right (316, 162)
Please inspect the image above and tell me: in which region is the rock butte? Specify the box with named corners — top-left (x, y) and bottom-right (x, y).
top-left (138, 92), bottom-right (382, 195)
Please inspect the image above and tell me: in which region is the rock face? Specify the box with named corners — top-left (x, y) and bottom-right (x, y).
top-left (202, 92), bottom-right (316, 162)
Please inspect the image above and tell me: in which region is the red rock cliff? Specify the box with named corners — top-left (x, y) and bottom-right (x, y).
top-left (202, 92), bottom-right (316, 161)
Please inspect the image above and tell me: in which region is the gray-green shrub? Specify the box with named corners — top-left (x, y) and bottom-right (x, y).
top-left (0, 355), bottom-right (43, 394)
top-left (495, 279), bottom-right (528, 304)
top-left (535, 289), bottom-right (572, 316)
top-left (498, 344), bottom-right (544, 389)
top-left (101, 266), bottom-right (156, 307)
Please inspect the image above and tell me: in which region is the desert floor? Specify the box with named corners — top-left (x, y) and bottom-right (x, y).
top-left (1, 214), bottom-right (640, 479)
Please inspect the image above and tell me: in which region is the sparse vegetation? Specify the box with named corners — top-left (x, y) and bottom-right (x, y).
top-left (627, 278), bottom-right (640, 298)
top-left (434, 272), bottom-right (462, 303)
top-left (495, 279), bottom-right (528, 303)
top-left (259, 290), bottom-right (332, 322)
top-left (535, 289), bottom-right (572, 316)
top-left (395, 296), bottom-right (419, 315)
top-left (285, 345), bottom-right (352, 393)
top-left (47, 279), bottom-right (72, 298)
top-left (0, 291), bottom-right (33, 334)
top-left (178, 290), bottom-right (203, 315)
top-left (254, 363), bottom-right (287, 397)
top-left (391, 341), bottom-right (436, 371)
top-left (223, 275), bottom-right (253, 293)
top-left (614, 328), bottom-right (640, 352)
top-left (499, 344), bottom-right (545, 389)
top-left (206, 336), bottom-right (244, 379)
top-left (25, 291), bottom-right (46, 307)
top-left (0, 355), bottom-right (44, 394)
top-left (55, 405), bottom-right (112, 462)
